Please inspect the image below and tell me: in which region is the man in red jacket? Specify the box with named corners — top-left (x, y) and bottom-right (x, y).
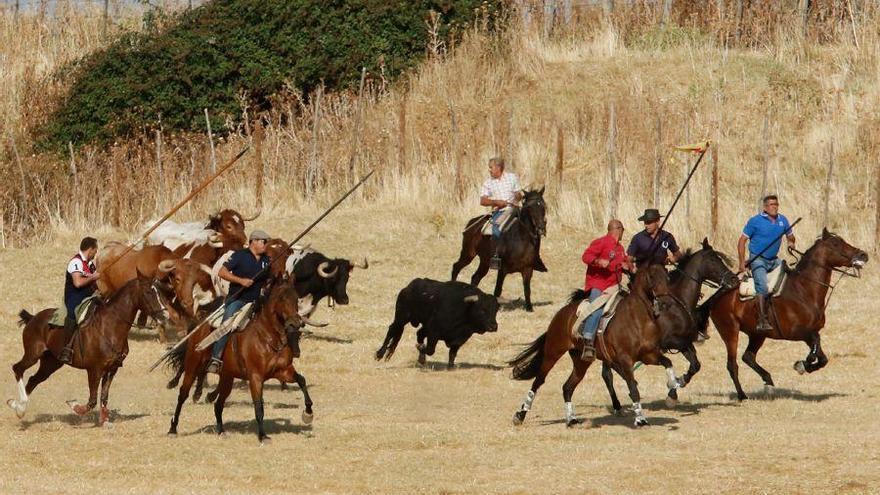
top-left (578, 219), bottom-right (628, 360)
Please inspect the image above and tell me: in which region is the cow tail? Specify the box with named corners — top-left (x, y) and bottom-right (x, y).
top-left (508, 332), bottom-right (548, 381)
top-left (18, 310), bottom-right (34, 327)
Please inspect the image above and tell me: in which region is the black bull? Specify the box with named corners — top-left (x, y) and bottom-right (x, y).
top-left (291, 252), bottom-right (368, 313)
top-left (375, 278), bottom-right (500, 369)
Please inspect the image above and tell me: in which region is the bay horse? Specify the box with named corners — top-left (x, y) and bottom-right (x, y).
top-left (8, 272), bottom-right (174, 426)
top-left (704, 228), bottom-right (867, 400)
top-left (600, 239), bottom-right (739, 409)
top-left (164, 278), bottom-right (315, 442)
top-left (508, 264), bottom-right (673, 428)
top-left (451, 187), bottom-right (547, 312)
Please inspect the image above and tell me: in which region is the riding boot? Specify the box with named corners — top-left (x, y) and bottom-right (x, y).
top-left (59, 317), bottom-right (78, 364)
top-left (489, 244), bottom-right (502, 270)
top-left (580, 336), bottom-right (596, 361)
top-left (206, 357), bottom-right (223, 375)
top-left (756, 295), bottom-right (773, 333)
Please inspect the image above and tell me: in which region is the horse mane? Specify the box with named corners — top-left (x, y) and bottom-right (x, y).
top-left (568, 289), bottom-right (590, 304)
top-left (667, 249), bottom-right (695, 284)
top-left (792, 231), bottom-right (837, 273)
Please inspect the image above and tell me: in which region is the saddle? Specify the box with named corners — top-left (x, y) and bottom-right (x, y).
top-left (48, 295), bottom-right (100, 328)
top-left (195, 302), bottom-right (255, 352)
top-left (738, 261), bottom-right (788, 300)
top-left (570, 286), bottom-right (625, 339)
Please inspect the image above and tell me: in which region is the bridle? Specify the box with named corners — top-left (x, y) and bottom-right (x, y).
top-left (518, 195), bottom-right (546, 241)
top-left (786, 244), bottom-right (865, 309)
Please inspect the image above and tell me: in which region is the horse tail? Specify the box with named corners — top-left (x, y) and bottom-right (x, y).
top-left (508, 332), bottom-right (548, 381)
top-left (163, 345), bottom-right (187, 381)
top-left (18, 310), bottom-right (34, 327)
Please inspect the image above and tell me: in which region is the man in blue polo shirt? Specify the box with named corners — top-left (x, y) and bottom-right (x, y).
top-left (207, 229), bottom-right (272, 374)
top-left (738, 194), bottom-right (796, 332)
top-left (627, 208), bottom-right (682, 268)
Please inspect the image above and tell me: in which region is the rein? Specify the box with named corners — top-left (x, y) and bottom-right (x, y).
top-left (786, 246), bottom-right (861, 309)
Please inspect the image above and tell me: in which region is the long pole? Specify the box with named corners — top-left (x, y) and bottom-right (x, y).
top-left (744, 217), bottom-right (801, 269)
top-left (101, 147), bottom-right (250, 274)
top-left (148, 170), bottom-right (375, 372)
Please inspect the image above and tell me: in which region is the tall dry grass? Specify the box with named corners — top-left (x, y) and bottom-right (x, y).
top-left (1, 0), bottom-right (879, 256)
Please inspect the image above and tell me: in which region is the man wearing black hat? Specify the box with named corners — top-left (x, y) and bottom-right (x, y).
top-left (627, 208), bottom-right (682, 268)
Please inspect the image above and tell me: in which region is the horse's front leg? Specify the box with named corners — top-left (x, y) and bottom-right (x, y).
top-left (796, 333), bottom-right (828, 374)
top-left (678, 344), bottom-right (701, 387)
top-left (248, 375), bottom-right (269, 443)
top-left (98, 368), bottom-right (119, 427)
top-left (658, 355), bottom-right (682, 407)
top-left (618, 358), bottom-right (648, 427)
top-left (293, 372), bottom-right (314, 424)
top-left (521, 267), bottom-right (534, 312)
top-left (67, 367), bottom-right (100, 417)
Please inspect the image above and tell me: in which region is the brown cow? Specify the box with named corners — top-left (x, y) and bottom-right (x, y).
top-left (155, 258), bottom-right (218, 319)
top-left (96, 242), bottom-right (177, 296)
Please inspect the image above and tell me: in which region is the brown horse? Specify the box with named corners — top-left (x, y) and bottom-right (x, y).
top-left (451, 188), bottom-right (547, 311)
top-left (508, 264), bottom-right (673, 428)
top-left (8, 272), bottom-right (174, 426)
top-left (164, 278), bottom-right (314, 442)
top-left (705, 228), bottom-right (867, 400)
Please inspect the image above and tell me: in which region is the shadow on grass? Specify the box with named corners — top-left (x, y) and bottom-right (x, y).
top-left (18, 410), bottom-right (148, 431)
top-left (176, 418), bottom-right (312, 438)
top-left (498, 299), bottom-right (553, 311)
top-left (702, 387), bottom-right (847, 403)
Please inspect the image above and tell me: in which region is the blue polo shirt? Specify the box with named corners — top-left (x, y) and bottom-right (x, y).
top-left (627, 230), bottom-right (679, 265)
top-left (743, 212), bottom-right (792, 260)
top-left (224, 249), bottom-right (271, 302)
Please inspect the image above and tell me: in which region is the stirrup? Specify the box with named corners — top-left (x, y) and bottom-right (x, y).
top-left (206, 358), bottom-right (223, 375)
top-left (580, 340), bottom-right (596, 361)
top-left (489, 255), bottom-right (502, 270)
top-left (59, 346), bottom-right (74, 364)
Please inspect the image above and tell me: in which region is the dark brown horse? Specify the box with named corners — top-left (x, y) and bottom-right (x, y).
top-left (704, 228), bottom-right (867, 400)
top-left (8, 272), bottom-right (174, 426)
top-left (508, 264), bottom-right (672, 428)
top-left (164, 278), bottom-right (314, 442)
top-left (604, 239), bottom-right (739, 408)
top-left (451, 188), bottom-right (547, 311)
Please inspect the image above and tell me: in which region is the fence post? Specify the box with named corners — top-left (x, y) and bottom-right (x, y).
top-left (555, 123), bottom-right (564, 189)
top-left (735, 0), bottom-right (744, 44)
top-left (711, 144), bottom-right (719, 238)
top-left (347, 67), bottom-right (367, 182)
top-left (653, 114), bottom-right (662, 207)
top-left (874, 161), bottom-right (880, 253)
top-left (607, 102), bottom-right (618, 219)
top-left (103, 0), bottom-right (110, 37)
top-left (254, 119), bottom-right (265, 209)
top-left (398, 95), bottom-right (407, 174)
top-left (661, 0), bottom-right (674, 27)
top-left (204, 108), bottom-right (217, 174)
top-left (823, 141), bottom-right (834, 228)
top-left (449, 106), bottom-right (464, 202)
top-left (759, 114), bottom-right (769, 211)
top-left (69, 142), bottom-right (78, 218)
top-left (799, 0), bottom-right (810, 37)
top-left (155, 128), bottom-right (163, 211)
top-left (307, 85), bottom-right (323, 195)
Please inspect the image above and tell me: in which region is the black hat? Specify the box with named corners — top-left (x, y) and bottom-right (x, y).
top-left (638, 209), bottom-right (663, 222)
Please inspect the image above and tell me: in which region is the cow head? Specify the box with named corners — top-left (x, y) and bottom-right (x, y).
top-left (206, 209), bottom-right (249, 250)
top-left (313, 257), bottom-right (368, 306)
top-left (157, 258), bottom-right (218, 317)
top-left (464, 291), bottom-right (500, 333)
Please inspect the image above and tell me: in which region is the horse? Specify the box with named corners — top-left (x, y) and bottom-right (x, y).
top-left (163, 278), bottom-right (316, 442)
top-left (601, 239), bottom-right (739, 409)
top-left (702, 228), bottom-right (867, 400)
top-left (8, 272), bottom-right (174, 426)
top-left (451, 187), bottom-right (547, 312)
top-left (508, 264), bottom-right (673, 428)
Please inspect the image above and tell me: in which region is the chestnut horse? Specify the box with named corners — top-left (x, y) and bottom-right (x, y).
top-left (164, 279), bottom-right (314, 442)
top-left (451, 188), bottom-right (547, 312)
top-left (509, 264), bottom-right (672, 428)
top-left (8, 272), bottom-right (174, 426)
top-left (705, 228), bottom-right (867, 400)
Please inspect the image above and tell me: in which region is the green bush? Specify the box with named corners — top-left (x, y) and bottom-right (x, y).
top-left (40, 0), bottom-right (504, 151)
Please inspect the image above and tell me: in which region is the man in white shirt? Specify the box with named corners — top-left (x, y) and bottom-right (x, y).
top-left (479, 157), bottom-right (522, 269)
top-left (60, 237), bottom-right (100, 364)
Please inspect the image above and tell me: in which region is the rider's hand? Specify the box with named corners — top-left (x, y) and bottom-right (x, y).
top-left (91, 271), bottom-right (100, 279)
top-left (596, 259), bottom-right (610, 268)
top-left (239, 278), bottom-right (254, 288)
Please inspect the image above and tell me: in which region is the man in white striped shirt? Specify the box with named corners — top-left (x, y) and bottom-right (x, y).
top-left (480, 157), bottom-right (522, 269)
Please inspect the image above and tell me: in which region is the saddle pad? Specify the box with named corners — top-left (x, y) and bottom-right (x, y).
top-left (196, 302), bottom-right (254, 351)
top-left (48, 295), bottom-right (100, 327)
top-left (739, 262), bottom-right (787, 299)
top-left (570, 287), bottom-right (621, 338)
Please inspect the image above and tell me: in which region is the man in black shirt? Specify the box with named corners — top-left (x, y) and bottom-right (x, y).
top-left (627, 209), bottom-right (682, 268)
top-left (207, 229), bottom-right (272, 374)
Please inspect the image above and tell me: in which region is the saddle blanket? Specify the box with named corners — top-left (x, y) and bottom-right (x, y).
top-left (195, 302), bottom-right (254, 351)
top-left (739, 262), bottom-right (787, 300)
top-left (48, 295), bottom-right (100, 327)
top-left (570, 286), bottom-right (624, 338)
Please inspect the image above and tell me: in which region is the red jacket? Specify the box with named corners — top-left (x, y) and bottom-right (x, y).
top-left (582, 234), bottom-right (626, 292)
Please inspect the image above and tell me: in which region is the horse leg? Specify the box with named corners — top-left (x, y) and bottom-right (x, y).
top-left (8, 354), bottom-right (62, 419)
top-left (658, 355), bottom-right (682, 407)
top-left (601, 362), bottom-right (622, 414)
top-left (98, 368), bottom-right (119, 427)
top-left (447, 345), bottom-right (460, 370)
top-left (618, 359), bottom-right (648, 427)
top-left (561, 351), bottom-right (592, 427)
top-left (169, 362), bottom-right (200, 435)
top-left (512, 344), bottom-right (568, 425)
top-left (248, 376), bottom-right (269, 442)
top-left (718, 321), bottom-right (748, 401)
top-left (415, 328), bottom-right (427, 366)
top-left (8, 333), bottom-right (47, 418)
top-left (451, 241), bottom-right (477, 282)
top-left (470, 255), bottom-right (491, 288)
top-left (67, 367), bottom-right (100, 417)
top-left (741, 334), bottom-right (774, 388)
top-left (293, 372), bottom-right (314, 424)
top-left (521, 267), bottom-right (534, 312)
top-left (493, 268), bottom-right (508, 300)
top-left (797, 333), bottom-right (828, 374)
top-left (213, 375), bottom-right (234, 436)
top-left (678, 344), bottom-right (701, 387)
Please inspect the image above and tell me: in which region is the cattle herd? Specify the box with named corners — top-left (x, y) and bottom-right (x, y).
top-left (6, 206), bottom-right (871, 441)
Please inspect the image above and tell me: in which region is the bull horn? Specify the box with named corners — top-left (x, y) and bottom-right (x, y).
top-left (157, 259), bottom-right (177, 276)
top-left (317, 261), bottom-right (339, 279)
top-left (463, 295), bottom-right (479, 303)
top-left (241, 207), bottom-right (262, 222)
top-left (352, 257), bottom-right (369, 270)
top-left (301, 317), bottom-right (329, 328)
top-left (208, 233), bottom-right (224, 248)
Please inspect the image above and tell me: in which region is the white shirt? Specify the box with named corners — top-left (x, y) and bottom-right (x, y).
top-left (480, 172), bottom-right (521, 206)
top-left (67, 252), bottom-right (95, 275)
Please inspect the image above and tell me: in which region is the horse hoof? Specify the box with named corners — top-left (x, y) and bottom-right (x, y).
top-left (634, 416), bottom-right (649, 427)
top-left (7, 399), bottom-right (26, 419)
top-left (565, 418), bottom-right (581, 428)
top-left (302, 411), bottom-right (314, 424)
top-left (102, 421), bottom-right (114, 430)
top-left (512, 411), bottom-right (526, 426)
top-left (167, 431), bottom-right (177, 437)
top-left (665, 396), bottom-right (678, 408)
top-left (793, 361), bottom-right (806, 375)
top-left (66, 400), bottom-right (89, 416)
top-left (764, 384), bottom-right (776, 396)
top-left (611, 407), bottom-right (623, 416)
top-left (259, 436), bottom-right (272, 445)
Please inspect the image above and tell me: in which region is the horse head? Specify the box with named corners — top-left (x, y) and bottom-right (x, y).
top-left (634, 263), bottom-right (672, 302)
top-left (520, 187), bottom-right (547, 237)
top-left (694, 238), bottom-right (739, 290)
top-left (134, 269), bottom-right (175, 327)
top-left (811, 228), bottom-right (868, 271)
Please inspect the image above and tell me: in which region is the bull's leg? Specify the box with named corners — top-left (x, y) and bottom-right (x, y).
top-left (521, 267), bottom-right (534, 312)
top-left (415, 328), bottom-right (427, 366)
top-left (67, 367), bottom-right (100, 417)
top-left (561, 351), bottom-right (592, 427)
top-left (447, 345), bottom-right (460, 370)
top-left (601, 362), bottom-right (622, 414)
top-left (376, 314), bottom-right (408, 361)
top-left (742, 334), bottom-right (774, 387)
top-left (248, 376), bottom-right (269, 443)
top-left (797, 333), bottom-right (828, 374)
top-left (293, 372), bottom-right (314, 424)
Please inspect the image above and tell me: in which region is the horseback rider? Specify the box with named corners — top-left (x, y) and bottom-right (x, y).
top-left (737, 194), bottom-right (796, 333)
top-left (627, 209), bottom-right (682, 268)
top-left (207, 229), bottom-right (272, 374)
top-left (59, 237), bottom-right (100, 364)
top-left (578, 219), bottom-right (628, 360)
top-left (479, 156), bottom-right (522, 269)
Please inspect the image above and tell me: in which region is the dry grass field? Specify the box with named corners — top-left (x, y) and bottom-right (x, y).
top-left (1, 203), bottom-right (878, 495)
